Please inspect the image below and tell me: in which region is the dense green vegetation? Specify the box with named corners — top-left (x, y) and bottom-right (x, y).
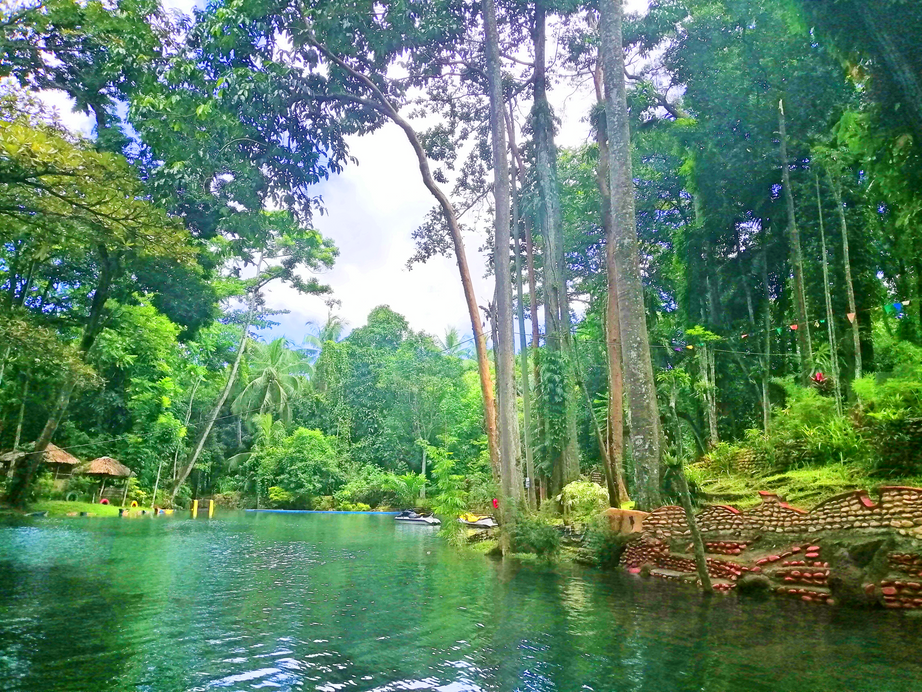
top-left (2, 0), bottom-right (922, 534)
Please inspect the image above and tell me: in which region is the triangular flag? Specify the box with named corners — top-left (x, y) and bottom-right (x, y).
top-left (741, 333), bottom-right (749, 339)
top-left (884, 303), bottom-right (895, 315)
top-left (894, 302), bottom-right (903, 313)
top-left (776, 327), bottom-right (783, 334)
top-left (847, 312), bottom-right (856, 323)
top-left (686, 344), bottom-right (694, 350)
top-left (790, 324), bottom-right (798, 331)
top-left (814, 321), bottom-right (820, 328)
top-left (903, 299), bottom-right (910, 306)
top-left (820, 319), bottom-right (826, 324)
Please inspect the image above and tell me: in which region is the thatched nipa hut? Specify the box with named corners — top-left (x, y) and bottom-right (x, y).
top-left (0, 443), bottom-right (81, 480)
top-left (79, 456), bottom-right (133, 504)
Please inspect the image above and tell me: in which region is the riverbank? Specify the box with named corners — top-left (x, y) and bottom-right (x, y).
top-left (27, 501), bottom-right (155, 517)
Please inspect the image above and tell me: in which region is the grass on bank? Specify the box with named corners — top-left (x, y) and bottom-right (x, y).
top-left (29, 500), bottom-right (155, 517)
top-left (686, 462), bottom-right (922, 511)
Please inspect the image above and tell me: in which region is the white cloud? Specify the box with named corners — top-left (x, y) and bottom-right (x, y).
top-left (259, 123), bottom-right (493, 344)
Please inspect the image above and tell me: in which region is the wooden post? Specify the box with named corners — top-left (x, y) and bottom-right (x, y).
top-left (191, 499), bottom-right (198, 519)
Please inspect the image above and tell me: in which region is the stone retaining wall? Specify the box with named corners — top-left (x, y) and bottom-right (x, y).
top-left (616, 487), bottom-right (922, 608)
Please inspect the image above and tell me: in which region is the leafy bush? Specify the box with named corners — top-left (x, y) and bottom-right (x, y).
top-left (581, 515), bottom-right (632, 568)
top-left (338, 501), bottom-right (371, 512)
top-left (124, 477), bottom-right (150, 506)
top-left (386, 472), bottom-right (426, 508)
top-left (313, 495), bottom-right (335, 511)
top-left (557, 480), bottom-right (609, 522)
top-left (254, 428), bottom-right (343, 507)
top-left (333, 465), bottom-right (395, 508)
top-left (31, 472), bottom-right (55, 502)
top-left (213, 492), bottom-right (245, 509)
top-left (508, 516), bottom-right (560, 558)
top-left (267, 486), bottom-right (295, 508)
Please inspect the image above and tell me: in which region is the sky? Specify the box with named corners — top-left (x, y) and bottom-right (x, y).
top-left (42, 0), bottom-right (649, 346)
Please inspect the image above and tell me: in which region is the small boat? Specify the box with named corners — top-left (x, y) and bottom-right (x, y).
top-left (394, 510), bottom-right (441, 525)
top-left (458, 513), bottom-right (498, 529)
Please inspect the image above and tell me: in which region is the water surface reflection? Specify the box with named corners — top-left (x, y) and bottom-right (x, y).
top-left (0, 512), bottom-right (920, 691)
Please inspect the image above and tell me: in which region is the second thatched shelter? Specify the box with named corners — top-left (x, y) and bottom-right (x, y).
top-left (78, 456), bottom-right (133, 504)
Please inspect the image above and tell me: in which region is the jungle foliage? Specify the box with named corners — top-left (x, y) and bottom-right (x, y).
top-left (3, 0), bottom-right (922, 519)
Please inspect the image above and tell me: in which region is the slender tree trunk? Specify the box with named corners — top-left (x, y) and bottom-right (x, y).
top-left (698, 342), bottom-right (718, 447)
top-left (6, 374), bottom-right (30, 479)
top-left (670, 382), bottom-right (684, 461)
top-left (155, 375), bottom-right (201, 507)
top-left (673, 463), bottom-right (712, 592)
top-left (484, 0), bottom-right (522, 508)
top-left (534, 0), bottom-right (579, 489)
top-left (508, 108), bottom-right (546, 502)
top-left (816, 174), bottom-right (842, 414)
top-left (0, 344), bottom-right (10, 389)
top-left (510, 130), bottom-right (536, 510)
top-left (762, 247), bottom-right (772, 433)
top-left (420, 444), bottom-right (427, 499)
top-left (778, 100), bottom-right (813, 384)
top-left (593, 59), bottom-right (629, 506)
top-left (12, 374), bottom-right (28, 452)
top-left (600, 0), bottom-right (662, 510)
top-left (307, 39), bottom-right (501, 483)
top-left (828, 173), bottom-right (862, 379)
top-left (172, 295), bottom-right (255, 501)
top-left (5, 250), bottom-right (116, 507)
top-left (572, 337), bottom-right (618, 507)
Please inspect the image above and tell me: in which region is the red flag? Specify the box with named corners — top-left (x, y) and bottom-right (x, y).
top-left (790, 324), bottom-right (798, 330)
top-left (847, 312), bottom-right (856, 323)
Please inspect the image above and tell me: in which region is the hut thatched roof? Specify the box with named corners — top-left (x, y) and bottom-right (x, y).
top-left (44, 444), bottom-right (82, 466)
top-left (0, 443), bottom-right (81, 466)
top-left (80, 456), bottom-right (132, 478)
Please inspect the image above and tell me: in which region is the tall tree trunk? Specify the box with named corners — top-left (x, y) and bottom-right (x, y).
top-left (698, 341), bottom-right (718, 447)
top-left (762, 246), bottom-right (772, 433)
top-left (172, 295), bottom-right (255, 501)
top-left (508, 107), bottom-right (546, 502)
top-left (572, 336), bottom-right (619, 508)
top-left (510, 129), bottom-right (536, 510)
top-left (816, 174), bottom-right (842, 414)
top-left (593, 59), bottom-right (629, 506)
top-left (778, 99), bottom-right (813, 384)
top-left (6, 374), bottom-right (30, 479)
top-left (308, 40), bottom-right (502, 483)
top-left (5, 249), bottom-right (116, 507)
top-left (420, 444), bottom-right (427, 499)
top-left (484, 0), bottom-right (522, 507)
top-left (673, 463), bottom-right (713, 592)
top-left (828, 172), bottom-right (862, 379)
top-left (0, 344), bottom-right (10, 389)
top-left (599, 0), bottom-right (662, 510)
top-left (533, 0), bottom-right (579, 489)
top-left (12, 373), bottom-right (28, 452)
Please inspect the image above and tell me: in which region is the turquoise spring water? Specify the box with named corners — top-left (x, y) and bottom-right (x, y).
top-left (1, 511), bottom-right (921, 691)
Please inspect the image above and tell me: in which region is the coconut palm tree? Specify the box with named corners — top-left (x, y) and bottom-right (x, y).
top-left (438, 327), bottom-right (472, 359)
top-left (232, 338), bottom-right (309, 423)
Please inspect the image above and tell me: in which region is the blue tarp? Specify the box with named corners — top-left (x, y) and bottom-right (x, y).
top-left (244, 509), bottom-right (399, 515)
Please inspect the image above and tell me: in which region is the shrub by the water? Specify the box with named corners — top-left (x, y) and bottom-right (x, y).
top-left (581, 516), bottom-right (632, 569)
top-left (508, 517), bottom-right (561, 557)
top-left (557, 480), bottom-right (609, 523)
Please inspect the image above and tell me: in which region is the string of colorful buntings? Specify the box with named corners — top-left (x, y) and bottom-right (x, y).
top-left (678, 297), bottom-right (913, 350)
